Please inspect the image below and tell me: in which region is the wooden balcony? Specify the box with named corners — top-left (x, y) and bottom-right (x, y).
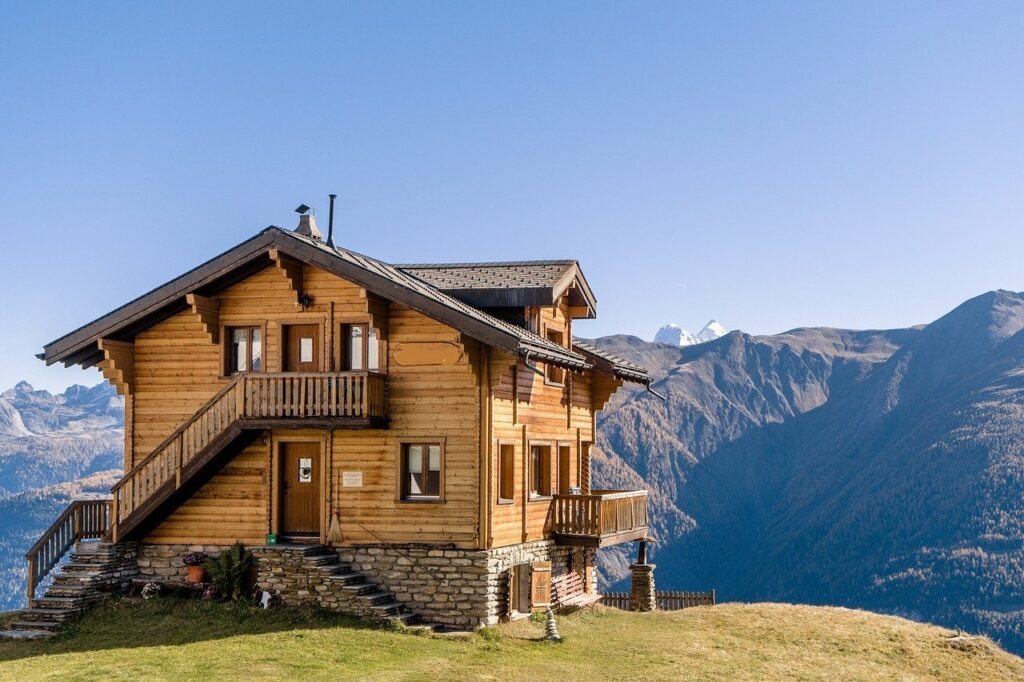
top-left (238, 371), bottom-right (387, 426)
top-left (551, 489), bottom-right (649, 548)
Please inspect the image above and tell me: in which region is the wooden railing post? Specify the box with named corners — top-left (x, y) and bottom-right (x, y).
top-left (26, 556), bottom-right (35, 605)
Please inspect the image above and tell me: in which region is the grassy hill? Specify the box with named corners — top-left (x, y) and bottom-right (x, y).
top-left (1, 600), bottom-right (1022, 680)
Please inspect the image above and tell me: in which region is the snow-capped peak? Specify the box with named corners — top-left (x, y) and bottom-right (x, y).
top-left (653, 320), bottom-right (728, 346)
top-left (696, 320), bottom-right (727, 343)
top-left (654, 324), bottom-right (697, 346)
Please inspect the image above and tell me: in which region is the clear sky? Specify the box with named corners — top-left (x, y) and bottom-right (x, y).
top-left (1, 2), bottom-right (1022, 393)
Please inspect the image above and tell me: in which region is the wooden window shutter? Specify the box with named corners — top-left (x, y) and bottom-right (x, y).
top-left (530, 560), bottom-right (552, 609)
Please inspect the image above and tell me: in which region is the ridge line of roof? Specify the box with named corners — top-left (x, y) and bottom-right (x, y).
top-left (396, 259), bottom-right (578, 269)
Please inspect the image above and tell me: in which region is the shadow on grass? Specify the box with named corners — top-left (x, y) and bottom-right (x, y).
top-left (0, 596), bottom-right (393, 663)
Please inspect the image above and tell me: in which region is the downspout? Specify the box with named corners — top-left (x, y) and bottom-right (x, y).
top-left (646, 383), bottom-right (667, 401)
top-left (521, 350), bottom-right (546, 377)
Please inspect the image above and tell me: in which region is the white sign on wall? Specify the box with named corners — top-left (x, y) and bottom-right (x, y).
top-left (342, 471), bottom-right (363, 488)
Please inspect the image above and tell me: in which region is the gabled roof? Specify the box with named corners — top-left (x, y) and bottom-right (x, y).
top-left (397, 260), bottom-right (596, 317)
top-left (41, 227), bottom-right (593, 372)
top-left (571, 339), bottom-right (650, 385)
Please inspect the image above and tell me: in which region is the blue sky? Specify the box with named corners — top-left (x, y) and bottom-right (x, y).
top-left (1, 2), bottom-right (1022, 393)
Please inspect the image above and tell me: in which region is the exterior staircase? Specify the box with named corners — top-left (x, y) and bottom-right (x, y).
top-left (256, 544), bottom-right (427, 630)
top-left (1, 542), bottom-right (134, 641)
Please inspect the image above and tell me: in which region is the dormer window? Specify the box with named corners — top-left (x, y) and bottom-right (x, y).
top-left (227, 326), bottom-right (262, 374)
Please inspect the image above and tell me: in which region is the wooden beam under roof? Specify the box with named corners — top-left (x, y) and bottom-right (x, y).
top-left (269, 247), bottom-right (303, 297)
top-left (186, 293), bottom-right (220, 344)
top-left (97, 339), bottom-right (134, 397)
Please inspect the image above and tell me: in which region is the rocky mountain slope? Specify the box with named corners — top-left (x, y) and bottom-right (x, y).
top-left (591, 290), bottom-right (1024, 654)
top-left (0, 382), bottom-right (123, 610)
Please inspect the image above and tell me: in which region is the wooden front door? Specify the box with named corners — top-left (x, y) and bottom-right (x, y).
top-left (284, 324), bottom-right (321, 372)
top-left (279, 442), bottom-right (321, 537)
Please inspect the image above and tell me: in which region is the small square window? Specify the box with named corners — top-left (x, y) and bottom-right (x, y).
top-left (402, 442), bottom-right (442, 500)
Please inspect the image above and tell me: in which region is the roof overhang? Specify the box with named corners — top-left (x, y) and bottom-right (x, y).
top-left (42, 228), bottom-right (593, 373)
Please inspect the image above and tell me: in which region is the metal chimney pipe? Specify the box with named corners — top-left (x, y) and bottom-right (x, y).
top-left (327, 194), bottom-right (337, 248)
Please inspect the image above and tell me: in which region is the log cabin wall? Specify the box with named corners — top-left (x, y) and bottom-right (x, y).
top-left (135, 263), bottom-right (482, 548)
top-left (487, 295), bottom-right (601, 549)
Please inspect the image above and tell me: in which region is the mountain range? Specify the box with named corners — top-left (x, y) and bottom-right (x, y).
top-left (590, 289), bottom-right (1024, 655)
top-left (0, 382), bottom-right (122, 611)
top-left (653, 320), bottom-right (728, 347)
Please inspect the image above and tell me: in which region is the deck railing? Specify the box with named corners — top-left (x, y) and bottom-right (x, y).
top-left (25, 499), bottom-right (112, 602)
top-left (551, 489), bottom-right (648, 544)
top-left (110, 371), bottom-right (385, 539)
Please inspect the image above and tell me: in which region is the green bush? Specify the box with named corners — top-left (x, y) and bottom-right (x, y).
top-left (203, 541), bottom-right (254, 601)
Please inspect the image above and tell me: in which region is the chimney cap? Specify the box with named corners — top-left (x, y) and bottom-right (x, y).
top-left (295, 204), bottom-right (311, 215)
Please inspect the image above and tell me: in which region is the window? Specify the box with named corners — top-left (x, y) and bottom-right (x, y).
top-left (529, 444), bottom-right (552, 498)
top-left (402, 443), bottom-right (442, 500)
top-left (498, 443), bottom-right (515, 503)
top-left (558, 444), bottom-right (572, 495)
top-left (227, 326), bottom-right (262, 374)
top-left (526, 307), bottom-right (540, 335)
top-left (343, 324), bottom-right (381, 372)
top-left (545, 329), bottom-right (565, 385)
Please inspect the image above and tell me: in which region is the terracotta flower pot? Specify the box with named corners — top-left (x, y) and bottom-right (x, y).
top-left (186, 565), bottom-right (206, 584)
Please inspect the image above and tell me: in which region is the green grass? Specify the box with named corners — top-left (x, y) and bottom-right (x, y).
top-left (1, 599), bottom-right (1022, 681)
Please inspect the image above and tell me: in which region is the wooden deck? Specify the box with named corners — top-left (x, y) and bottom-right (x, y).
top-left (551, 489), bottom-right (648, 548)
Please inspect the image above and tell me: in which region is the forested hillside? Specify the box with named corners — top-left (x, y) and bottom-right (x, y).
top-left (591, 290), bottom-right (1024, 654)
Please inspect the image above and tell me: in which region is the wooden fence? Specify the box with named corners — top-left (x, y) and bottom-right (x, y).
top-left (600, 590), bottom-right (716, 611)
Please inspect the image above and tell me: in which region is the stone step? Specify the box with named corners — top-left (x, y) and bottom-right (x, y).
top-left (46, 583), bottom-right (94, 595)
top-left (19, 608), bottom-right (75, 623)
top-left (357, 591), bottom-right (392, 605)
top-left (370, 601), bottom-right (404, 615)
top-left (303, 554), bottom-right (340, 567)
top-left (9, 619), bottom-right (62, 632)
top-left (0, 627), bottom-right (56, 640)
top-left (341, 583), bottom-right (374, 594)
top-left (384, 612), bottom-right (421, 626)
top-left (34, 595), bottom-right (92, 610)
top-left (327, 572), bottom-right (364, 584)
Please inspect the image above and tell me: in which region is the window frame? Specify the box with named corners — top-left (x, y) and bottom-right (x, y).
top-left (528, 442), bottom-right (553, 501)
top-left (341, 322), bottom-right (382, 373)
top-left (223, 324), bottom-right (265, 376)
top-left (543, 327), bottom-right (566, 387)
top-left (497, 441), bottom-right (516, 505)
top-left (557, 442), bottom-right (573, 495)
top-left (398, 439), bottom-right (446, 503)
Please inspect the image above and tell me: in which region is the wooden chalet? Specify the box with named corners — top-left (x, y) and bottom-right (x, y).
top-left (22, 210), bottom-right (652, 631)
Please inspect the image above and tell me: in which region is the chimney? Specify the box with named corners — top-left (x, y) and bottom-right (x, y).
top-left (294, 204), bottom-right (323, 241)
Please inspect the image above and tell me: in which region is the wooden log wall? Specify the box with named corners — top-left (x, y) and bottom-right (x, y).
top-left (140, 263), bottom-right (480, 548)
top-left (488, 297), bottom-right (609, 549)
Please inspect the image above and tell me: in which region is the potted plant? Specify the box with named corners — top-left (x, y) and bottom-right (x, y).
top-left (183, 551), bottom-right (209, 583)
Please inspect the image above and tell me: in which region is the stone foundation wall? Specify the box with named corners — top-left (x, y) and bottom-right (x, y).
top-left (136, 544), bottom-right (227, 582)
top-left (83, 542), bottom-right (140, 594)
top-left (131, 541), bottom-right (596, 629)
top-left (338, 540), bottom-right (595, 628)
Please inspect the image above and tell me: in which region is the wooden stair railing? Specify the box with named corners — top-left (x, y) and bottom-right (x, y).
top-left (110, 371), bottom-right (386, 542)
top-left (25, 499), bottom-right (112, 603)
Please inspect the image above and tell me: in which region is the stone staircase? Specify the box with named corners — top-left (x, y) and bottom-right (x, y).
top-left (254, 544), bottom-right (427, 629)
top-left (1, 542), bottom-right (137, 641)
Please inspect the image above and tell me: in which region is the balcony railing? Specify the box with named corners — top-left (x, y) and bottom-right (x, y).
top-left (551, 489), bottom-right (649, 548)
